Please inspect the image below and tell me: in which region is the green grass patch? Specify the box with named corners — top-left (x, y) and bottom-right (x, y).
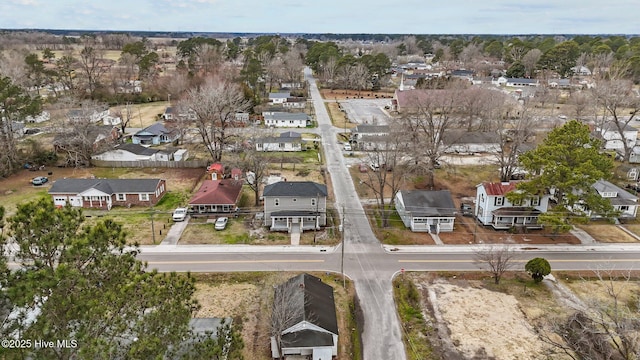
top-left (155, 191), bottom-right (189, 210)
top-left (393, 276), bottom-right (435, 360)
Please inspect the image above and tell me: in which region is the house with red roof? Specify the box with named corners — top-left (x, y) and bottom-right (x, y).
top-left (188, 179), bottom-right (244, 214)
top-left (475, 181), bottom-right (551, 230)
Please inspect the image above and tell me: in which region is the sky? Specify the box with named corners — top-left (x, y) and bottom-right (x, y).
top-left (1, 0), bottom-right (639, 35)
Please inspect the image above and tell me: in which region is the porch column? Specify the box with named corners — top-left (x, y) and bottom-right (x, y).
top-left (271, 217), bottom-right (275, 229)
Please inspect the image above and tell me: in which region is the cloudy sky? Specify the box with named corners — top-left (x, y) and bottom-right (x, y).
top-left (1, 0), bottom-right (638, 34)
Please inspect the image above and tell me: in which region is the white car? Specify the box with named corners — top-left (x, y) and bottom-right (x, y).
top-left (214, 217), bottom-right (228, 230)
top-left (172, 208), bottom-right (188, 222)
top-left (344, 143), bottom-right (352, 151)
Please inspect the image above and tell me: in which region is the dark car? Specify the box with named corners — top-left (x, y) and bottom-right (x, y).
top-left (460, 203), bottom-right (473, 217)
top-left (31, 176), bottom-right (48, 186)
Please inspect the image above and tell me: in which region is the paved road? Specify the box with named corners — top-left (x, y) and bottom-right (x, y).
top-left (304, 67), bottom-right (407, 360)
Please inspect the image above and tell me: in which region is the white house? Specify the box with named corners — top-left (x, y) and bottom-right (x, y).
top-left (596, 122), bottom-right (638, 151)
top-left (268, 92), bottom-right (290, 104)
top-left (587, 180), bottom-right (638, 219)
top-left (270, 273), bottom-right (338, 360)
top-left (443, 131), bottom-right (501, 154)
top-left (395, 190), bottom-right (456, 233)
top-left (475, 181), bottom-right (551, 230)
top-left (256, 131), bottom-right (302, 152)
top-left (263, 112), bottom-right (310, 128)
top-left (91, 143), bottom-right (177, 161)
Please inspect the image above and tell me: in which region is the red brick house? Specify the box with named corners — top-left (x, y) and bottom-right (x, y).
top-left (188, 179), bottom-right (243, 214)
top-left (49, 178), bottom-right (166, 210)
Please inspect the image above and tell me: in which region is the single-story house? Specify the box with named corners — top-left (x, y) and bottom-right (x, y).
top-left (49, 178), bottom-right (166, 210)
top-left (269, 92), bottom-right (290, 104)
top-left (91, 143), bottom-right (177, 162)
top-left (132, 122), bottom-right (180, 145)
top-left (443, 131), bottom-right (501, 154)
top-left (256, 131), bottom-right (302, 152)
top-left (282, 97), bottom-right (307, 109)
top-left (475, 181), bottom-right (551, 230)
top-left (595, 122), bottom-right (638, 151)
top-left (270, 273), bottom-right (338, 360)
top-left (395, 190), bottom-right (456, 233)
top-left (585, 179), bottom-right (639, 219)
top-left (66, 106), bottom-right (110, 123)
top-left (162, 106), bottom-right (197, 121)
top-left (263, 112), bottom-right (310, 128)
top-left (263, 181), bottom-right (327, 232)
top-left (188, 179), bottom-right (243, 214)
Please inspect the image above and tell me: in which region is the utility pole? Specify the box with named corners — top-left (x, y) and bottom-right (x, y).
top-left (313, 193), bottom-right (319, 243)
top-left (341, 205), bottom-right (345, 288)
top-left (150, 210), bottom-right (156, 244)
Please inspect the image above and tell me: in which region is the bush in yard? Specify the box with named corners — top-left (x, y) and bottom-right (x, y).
top-left (525, 257), bottom-right (551, 283)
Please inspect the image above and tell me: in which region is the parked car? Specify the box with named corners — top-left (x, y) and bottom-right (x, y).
top-left (172, 208), bottom-right (188, 222)
top-left (344, 143), bottom-right (352, 151)
top-left (214, 217), bottom-right (228, 230)
top-left (31, 176), bottom-right (48, 186)
top-left (460, 203), bottom-right (473, 217)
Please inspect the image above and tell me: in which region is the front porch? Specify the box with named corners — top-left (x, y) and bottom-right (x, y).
top-left (269, 211), bottom-right (323, 233)
top-left (490, 207), bottom-right (542, 230)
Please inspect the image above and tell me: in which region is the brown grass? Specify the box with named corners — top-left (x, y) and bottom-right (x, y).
top-left (576, 223), bottom-right (640, 243)
top-left (320, 88), bottom-right (394, 101)
top-left (326, 102), bottom-right (356, 130)
top-left (192, 272), bottom-right (356, 360)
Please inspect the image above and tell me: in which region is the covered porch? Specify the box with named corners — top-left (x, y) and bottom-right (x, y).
top-left (490, 207), bottom-right (542, 230)
top-left (269, 211), bottom-right (322, 233)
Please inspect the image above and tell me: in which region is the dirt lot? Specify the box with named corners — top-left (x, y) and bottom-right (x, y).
top-left (192, 272), bottom-right (356, 360)
top-left (408, 272), bottom-right (640, 359)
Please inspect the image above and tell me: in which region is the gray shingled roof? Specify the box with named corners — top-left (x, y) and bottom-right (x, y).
top-left (136, 122), bottom-right (170, 136)
top-left (399, 190), bottom-right (456, 217)
top-left (256, 131), bottom-right (302, 144)
top-left (263, 181), bottom-right (327, 197)
top-left (114, 143), bottom-right (160, 156)
top-left (275, 273), bottom-right (338, 336)
top-left (263, 112), bottom-right (310, 121)
top-left (49, 178), bottom-right (162, 194)
top-left (353, 124), bottom-right (389, 134)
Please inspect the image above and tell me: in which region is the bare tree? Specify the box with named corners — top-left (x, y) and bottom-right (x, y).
top-left (321, 56), bottom-right (339, 88)
top-left (78, 45), bottom-right (110, 99)
top-left (538, 269), bottom-right (640, 360)
top-left (270, 276), bottom-right (308, 360)
top-left (592, 69), bottom-right (640, 162)
top-left (359, 125), bottom-right (408, 227)
top-left (398, 87), bottom-right (462, 188)
top-left (184, 77), bottom-right (251, 162)
top-left (111, 102), bottom-right (134, 134)
top-left (241, 128), bottom-right (272, 206)
top-left (522, 49), bottom-right (542, 78)
top-left (474, 245), bottom-right (518, 284)
top-left (495, 107), bottom-right (538, 181)
top-left (568, 91), bottom-right (594, 121)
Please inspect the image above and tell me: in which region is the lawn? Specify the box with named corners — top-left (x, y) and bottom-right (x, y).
top-left (577, 222), bottom-right (640, 243)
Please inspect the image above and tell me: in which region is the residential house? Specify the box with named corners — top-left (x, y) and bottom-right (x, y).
top-left (270, 273), bottom-right (338, 360)
top-left (395, 190), bottom-right (456, 233)
top-left (263, 112), bottom-right (310, 128)
top-left (25, 111), bottom-right (50, 123)
top-left (162, 106), bottom-right (197, 121)
top-left (10, 122), bottom-right (25, 138)
top-left (269, 92), bottom-right (290, 104)
top-left (53, 125), bottom-right (121, 154)
top-left (548, 79), bottom-right (571, 89)
top-left (66, 106), bottom-right (110, 123)
top-left (350, 124), bottom-right (390, 150)
top-left (49, 178), bottom-right (166, 210)
top-left (572, 65), bottom-right (592, 76)
top-left (282, 97), bottom-right (307, 109)
top-left (280, 81), bottom-right (303, 89)
top-left (475, 181), bottom-right (551, 230)
top-left (491, 77), bottom-right (539, 87)
top-left (581, 180), bottom-right (639, 219)
top-left (443, 131), bottom-right (501, 154)
top-left (188, 179), bottom-right (243, 214)
top-left (256, 131), bottom-right (302, 152)
top-left (450, 69), bottom-right (474, 81)
top-left (132, 122), bottom-right (179, 145)
top-left (595, 122), bottom-right (638, 151)
top-left (263, 181), bottom-right (327, 232)
top-left (91, 143), bottom-right (178, 162)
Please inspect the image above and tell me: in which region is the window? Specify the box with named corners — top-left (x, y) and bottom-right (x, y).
top-left (257, 143), bottom-right (263, 149)
top-left (530, 197), bottom-right (540, 206)
top-left (139, 193), bottom-right (149, 201)
top-left (275, 198), bottom-right (279, 206)
top-left (311, 198), bottom-right (316, 206)
top-left (279, 143), bottom-right (285, 149)
top-left (494, 197), bottom-right (504, 206)
top-left (620, 206), bottom-right (629, 211)
top-left (117, 194), bottom-right (126, 201)
top-left (292, 198), bottom-right (297, 202)
top-left (480, 194), bottom-right (485, 203)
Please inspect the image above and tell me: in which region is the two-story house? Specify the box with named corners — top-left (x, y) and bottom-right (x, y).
top-left (262, 181), bottom-right (327, 232)
top-left (475, 181), bottom-right (551, 230)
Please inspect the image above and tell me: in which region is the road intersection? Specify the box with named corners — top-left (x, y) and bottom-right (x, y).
top-left (135, 68), bottom-right (640, 360)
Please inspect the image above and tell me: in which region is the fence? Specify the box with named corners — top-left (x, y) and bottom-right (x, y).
top-left (91, 159), bottom-right (209, 168)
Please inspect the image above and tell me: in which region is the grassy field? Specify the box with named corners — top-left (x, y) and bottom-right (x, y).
top-left (577, 222), bottom-right (640, 243)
